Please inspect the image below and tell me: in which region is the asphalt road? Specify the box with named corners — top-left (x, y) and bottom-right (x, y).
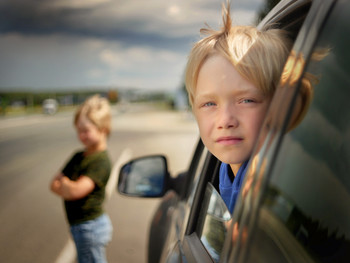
top-left (0, 103), bottom-right (198, 263)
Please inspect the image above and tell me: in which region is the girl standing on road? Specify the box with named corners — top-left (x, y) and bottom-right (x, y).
top-left (50, 94), bottom-right (113, 263)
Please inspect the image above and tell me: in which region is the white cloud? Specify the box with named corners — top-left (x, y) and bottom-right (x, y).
top-left (93, 44), bottom-right (187, 89)
top-left (167, 5), bottom-right (181, 17)
top-left (99, 49), bottom-right (123, 68)
top-left (87, 68), bottom-right (104, 79)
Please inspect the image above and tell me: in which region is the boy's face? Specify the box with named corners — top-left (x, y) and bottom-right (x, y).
top-left (76, 116), bottom-right (105, 150)
top-left (193, 54), bottom-right (271, 168)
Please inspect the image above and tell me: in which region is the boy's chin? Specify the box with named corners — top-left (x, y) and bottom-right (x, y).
top-left (203, 141), bottom-right (250, 165)
top-left (214, 152), bottom-right (248, 166)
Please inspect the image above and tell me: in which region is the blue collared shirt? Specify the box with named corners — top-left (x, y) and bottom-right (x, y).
top-left (219, 161), bottom-right (249, 213)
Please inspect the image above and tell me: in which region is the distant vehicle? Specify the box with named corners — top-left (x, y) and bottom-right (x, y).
top-left (42, 99), bottom-right (58, 115)
top-left (117, 0), bottom-right (350, 262)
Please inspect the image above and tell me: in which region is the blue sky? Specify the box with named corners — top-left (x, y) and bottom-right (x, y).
top-left (0, 0), bottom-right (264, 92)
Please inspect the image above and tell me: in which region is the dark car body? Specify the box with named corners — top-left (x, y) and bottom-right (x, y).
top-left (118, 0), bottom-right (350, 262)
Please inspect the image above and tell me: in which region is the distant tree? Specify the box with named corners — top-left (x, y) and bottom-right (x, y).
top-left (255, 0), bottom-right (281, 24)
top-left (107, 90), bottom-right (119, 103)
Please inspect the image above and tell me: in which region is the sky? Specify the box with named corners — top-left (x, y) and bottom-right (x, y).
top-left (0, 0), bottom-right (264, 92)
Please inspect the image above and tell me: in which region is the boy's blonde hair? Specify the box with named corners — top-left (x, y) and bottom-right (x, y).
top-left (74, 95), bottom-right (111, 136)
top-left (185, 3), bottom-right (292, 105)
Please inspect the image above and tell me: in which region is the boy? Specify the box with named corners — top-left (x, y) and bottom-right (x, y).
top-left (185, 4), bottom-right (293, 213)
top-left (50, 95), bottom-right (113, 263)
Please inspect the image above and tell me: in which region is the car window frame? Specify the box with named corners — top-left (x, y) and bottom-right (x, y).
top-left (181, 138), bottom-right (206, 200)
top-left (181, 150), bottom-right (220, 262)
top-left (185, 151), bottom-right (221, 234)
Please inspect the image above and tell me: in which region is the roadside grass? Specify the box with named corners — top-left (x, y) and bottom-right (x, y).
top-left (1, 101), bottom-right (179, 118)
top-left (0, 105), bottom-right (77, 117)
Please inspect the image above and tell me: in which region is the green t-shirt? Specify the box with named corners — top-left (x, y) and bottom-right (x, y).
top-left (62, 150), bottom-right (111, 225)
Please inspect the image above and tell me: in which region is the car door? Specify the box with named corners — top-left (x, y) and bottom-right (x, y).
top-left (221, 0), bottom-right (350, 262)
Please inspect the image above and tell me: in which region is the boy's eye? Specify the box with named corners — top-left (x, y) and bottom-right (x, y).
top-left (241, 99), bottom-right (255, 104)
top-left (203, 102), bottom-right (216, 107)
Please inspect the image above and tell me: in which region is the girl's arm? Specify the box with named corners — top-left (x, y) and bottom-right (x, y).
top-left (50, 173), bottom-right (95, 201)
top-left (50, 173), bottom-right (64, 196)
top-left (59, 176), bottom-right (95, 201)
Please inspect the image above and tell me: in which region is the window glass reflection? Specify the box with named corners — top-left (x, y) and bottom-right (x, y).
top-left (197, 183), bottom-right (231, 262)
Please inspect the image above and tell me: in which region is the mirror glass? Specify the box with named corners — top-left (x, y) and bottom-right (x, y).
top-left (118, 156), bottom-right (167, 197)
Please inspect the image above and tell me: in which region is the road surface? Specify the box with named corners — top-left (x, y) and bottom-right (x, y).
top-left (0, 103), bottom-right (198, 263)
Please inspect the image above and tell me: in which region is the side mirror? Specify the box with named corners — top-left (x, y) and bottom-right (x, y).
top-left (117, 155), bottom-right (170, 197)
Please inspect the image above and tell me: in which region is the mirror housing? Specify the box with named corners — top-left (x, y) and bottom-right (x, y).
top-left (117, 155), bottom-right (170, 197)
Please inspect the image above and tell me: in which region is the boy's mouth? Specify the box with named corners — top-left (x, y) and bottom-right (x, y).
top-left (216, 136), bottom-right (243, 145)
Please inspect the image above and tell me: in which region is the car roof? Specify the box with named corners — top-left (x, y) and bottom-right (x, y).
top-left (258, 0), bottom-right (312, 39)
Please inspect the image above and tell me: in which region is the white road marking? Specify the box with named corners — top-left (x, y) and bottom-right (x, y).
top-left (106, 148), bottom-right (133, 200)
top-left (54, 238), bottom-right (76, 263)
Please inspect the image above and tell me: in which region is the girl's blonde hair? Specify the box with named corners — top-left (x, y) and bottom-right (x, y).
top-left (74, 94), bottom-right (111, 136)
top-left (185, 3), bottom-right (292, 105)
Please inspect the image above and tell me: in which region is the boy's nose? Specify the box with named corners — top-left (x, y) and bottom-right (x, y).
top-left (218, 105), bottom-right (238, 129)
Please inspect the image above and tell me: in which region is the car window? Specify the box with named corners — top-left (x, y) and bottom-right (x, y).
top-left (243, 2), bottom-right (350, 262)
top-left (179, 144), bottom-right (209, 239)
top-left (196, 183), bottom-right (231, 262)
